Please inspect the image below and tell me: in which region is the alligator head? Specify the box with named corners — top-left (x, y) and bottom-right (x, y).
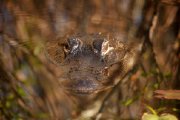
top-left (45, 33), bottom-right (134, 95)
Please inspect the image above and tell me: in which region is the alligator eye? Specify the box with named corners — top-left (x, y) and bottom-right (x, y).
top-left (93, 38), bottom-right (104, 54)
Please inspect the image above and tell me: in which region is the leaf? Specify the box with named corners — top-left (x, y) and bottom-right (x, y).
top-left (159, 114), bottom-right (178, 120)
top-left (145, 104), bottom-right (157, 115)
top-left (123, 98), bottom-right (134, 106)
top-left (142, 113), bottom-right (178, 120)
top-left (142, 113), bottom-right (159, 120)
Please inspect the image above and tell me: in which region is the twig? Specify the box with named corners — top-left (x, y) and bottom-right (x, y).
top-left (94, 69), bottom-right (134, 119)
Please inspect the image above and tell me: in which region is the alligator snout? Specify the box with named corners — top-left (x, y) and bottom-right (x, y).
top-left (61, 78), bottom-right (106, 94)
top-left (59, 66), bottom-right (109, 94)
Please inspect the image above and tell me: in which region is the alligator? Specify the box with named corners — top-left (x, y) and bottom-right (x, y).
top-left (45, 33), bottom-right (139, 95)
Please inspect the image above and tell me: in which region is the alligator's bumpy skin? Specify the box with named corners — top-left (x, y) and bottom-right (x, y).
top-left (45, 33), bottom-right (135, 94)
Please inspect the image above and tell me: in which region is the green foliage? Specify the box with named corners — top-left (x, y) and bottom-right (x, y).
top-left (160, 114), bottom-right (178, 120)
top-left (142, 113), bottom-right (159, 120)
top-left (145, 104), bottom-right (157, 115)
top-left (142, 113), bottom-right (178, 120)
